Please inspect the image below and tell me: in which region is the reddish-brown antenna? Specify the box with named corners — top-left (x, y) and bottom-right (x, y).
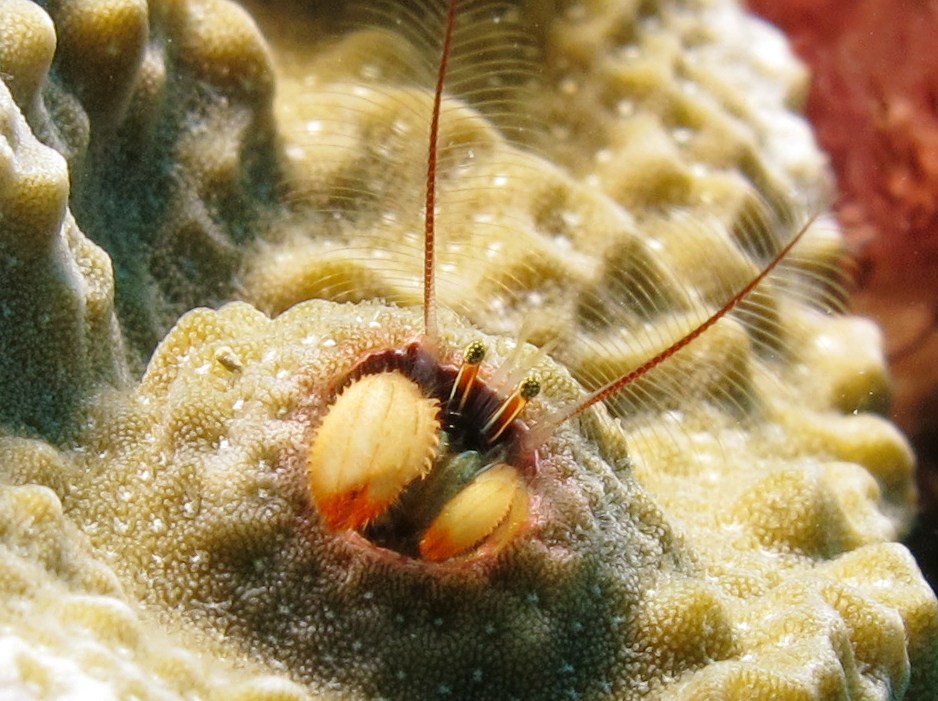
top-left (525, 213), bottom-right (819, 449)
top-left (423, 0), bottom-right (460, 340)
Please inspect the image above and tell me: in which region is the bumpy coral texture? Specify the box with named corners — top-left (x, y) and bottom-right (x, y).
top-left (20, 0), bottom-right (280, 362)
top-left (0, 2), bottom-right (126, 438)
top-left (0, 0), bottom-right (935, 699)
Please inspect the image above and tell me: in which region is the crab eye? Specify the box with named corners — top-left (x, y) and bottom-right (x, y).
top-left (305, 341), bottom-right (537, 561)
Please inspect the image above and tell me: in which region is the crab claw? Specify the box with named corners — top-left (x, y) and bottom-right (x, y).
top-left (419, 463), bottom-right (529, 561)
top-left (308, 372), bottom-right (441, 531)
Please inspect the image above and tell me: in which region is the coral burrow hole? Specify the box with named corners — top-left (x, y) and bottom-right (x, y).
top-left (306, 339), bottom-right (537, 562)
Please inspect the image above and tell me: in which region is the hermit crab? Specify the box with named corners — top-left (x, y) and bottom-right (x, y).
top-left (302, 0), bottom-right (815, 564)
top-left (306, 339), bottom-right (538, 561)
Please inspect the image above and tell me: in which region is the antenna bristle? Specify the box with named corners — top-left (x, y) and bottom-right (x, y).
top-left (423, 0), bottom-right (461, 340)
top-left (525, 212), bottom-right (821, 451)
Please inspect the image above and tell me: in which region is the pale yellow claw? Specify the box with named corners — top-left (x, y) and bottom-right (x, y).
top-left (307, 372), bottom-right (441, 530)
top-left (419, 463), bottom-right (529, 562)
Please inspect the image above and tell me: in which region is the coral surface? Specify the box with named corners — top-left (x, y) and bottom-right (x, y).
top-left (0, 0), bottom-right (936, 699)
top-left (747, 0), bottom-right (938, 591)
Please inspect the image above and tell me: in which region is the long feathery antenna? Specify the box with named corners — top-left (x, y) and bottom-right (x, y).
top-left (424, 0), bottom-right (460, 340)
top-left (525, 214), bottom-right (820, 448)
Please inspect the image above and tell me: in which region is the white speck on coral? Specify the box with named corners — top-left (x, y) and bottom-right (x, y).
top-left (560, 210), bottom-right (582, 228)
top-left (233, 398), bottom-right (244, 411)
top-left (672, 127), bottom-right (692, 144)
top-left (194, 362), bottom-right (211, 376)
top-left (679, 79), bottom-right (700, 95)
top-left (664, 410), bottom-right (685, 423)
top-left (616, 99), bottom-right (635, 117)
top-left (321, 338), bottom-right (336, 348)
top-left (492, 174), bottom-right (508, 187)
top-left (473, 212), bottom-right (494, 224)
top-left (618, 45), bottom-right (641, 61)
top-left (304, 120), bottom-right (322, 133)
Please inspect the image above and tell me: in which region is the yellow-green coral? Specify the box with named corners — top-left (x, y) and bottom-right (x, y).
top-left (0, 37), bottom-right (125, 436)
top-left (6, 0), bottom-right (281, 360)
top-left (0, 456), bottom-right (313, 699)
top-left (0, 0), bottom-right (936, 699)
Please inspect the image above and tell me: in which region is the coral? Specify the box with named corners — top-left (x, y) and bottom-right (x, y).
top-left (747, 0), bottom-right (938, 590)
top-left (0, 5), bottom-right (126, 438)
top-left (0, 0), bottom-right (935, 700)
top-left (0, 445), bottom-right (313, 700)
top-left (12, 0), bottom-right (281, 361)
top-left (48, 294), bottom-right (934, 699)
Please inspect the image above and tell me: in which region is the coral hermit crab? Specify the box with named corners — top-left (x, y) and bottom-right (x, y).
top-left (301, 0), bottom-right (813, 565)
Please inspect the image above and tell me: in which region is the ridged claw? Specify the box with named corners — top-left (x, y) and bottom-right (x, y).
top-left (307, 372), bottom-right (441, 530)
top-left (419, 463), bottom-right (529, 561)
